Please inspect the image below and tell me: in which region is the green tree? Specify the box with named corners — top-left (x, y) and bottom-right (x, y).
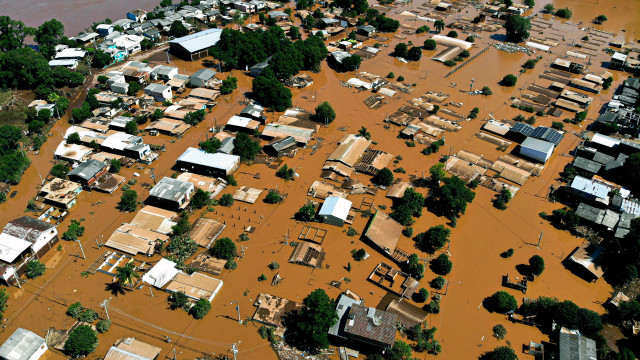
top-left (391, 188), bottom-right (425, 226)
top-left (415, 225), bottom-right (451, 254)
top-left (220, 75), bottom-right (238, 95)
top-left (501, 74), bottom-right (517, 87)
top-left (406, 46), bottom-right (423, 61)
top-left (352, 248), bottom-right (367, 261)
top-left (199, 137), bottom-right (222, 153)
top-left (372, 167), bottom-right (394, 187)
top-left (265, 190), bottom-right (282, 204)
top-left (315, 101), bottom-right (336, 124)
top-left (34, 19), bottom-right (65, 59)
top-left (63, 325), bottom-right (98, 357)
top-left (190, 188), bottom-right (210, 209)
top-left (118, 190), bottom-right (138, 212)
top-left (50, 163), bottom-right (70, 178)
top-left (430, 276), bottom-right (446, 289)
top-left (0, 289), bottom-right (7, 319)
top-left (423, 39), bottom-right (437, 50)
top-left (528, 255), bottom-right (545, 277)
top-left (210, 237), bottom-right (237, 260)
top-left (405, 254), bottom-right (425, 280)
top-left (543, 4), bottom-right (555, 13)
top-left (414, 288), bottom-right (429, 302)
top-left (62, 220), bottom-right (85, 241)
top-left (276, 164), bottom-right (295, 180)
top-left (110, 159), bottom-right (121, 174)
top-left (114, 263), bottom-right (139, 290)
top-left (289, 26), bottom-right (301, 40)
top-left (339, 55), bottom-right (361, 72)
top-left (485, 291), bottom-right (517, 313)
top-left (555, 8), bottom-right (572, 19)
top-left (190, 298), bottom-right (212, 319)
top-left (493, 188), bottom-right (512, 210)
top-left (233, 132), bottom-right (261, 161)
top-left (0, 16), bottom-right (34, 51)
top-left (169, 291), bottom-right (189, 310)
top-left (493, 324), bottom-right (507, 339)
top-left (297, 203), bottom-right (316, 222)
top-left (393, 43), bottom-right (408, 58)
top-left (388, 340), bottom-right (413, 360)
top-left (504, 15), bottom-right (531, 43)
top-left (127, 81), bottom-right (141, 96)
top-left (25, 260), bottom-right (46, 279)
top-left (284, 289), bottom-right (339, 354)
top-left (219, 193), bottom-right (234, 207)
top-left (430, 253), bottom-right (452, 275)
top-left (96, 320), bottom-right (111, 333)
top-left (434, 19), bottom-right (445, 32)
top-left (594, 15), bottom-right (607, 24)
top-left (447, 30), bottom-right (458, 38)
top-left (92, 50), bottom-right (112, 68)
top-left (124, 120), bottom-right (138, 135)
top-left (429, 163), bottom-right (446, 183)
top-left (252, 69), bottom-right (292, 111)
top-left (358, 126), bottom-right (371, 140)
top-left (169, 20), bottom-right (189, 37)
top-left (479, 346), bottom-right (517, 360)
top-left (66, 302), bottom-right (83, 318)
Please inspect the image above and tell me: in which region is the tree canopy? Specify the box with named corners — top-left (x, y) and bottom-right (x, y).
top-left (391, 188), bottom-right (425, 226)
top-left (485, 291), bottom-right (517, 313)
top-left (118, 190), bottom-right (138, 212)
top-left (284, 289), bottom-right (338, 354)
top-left (169, 20), bottom-right (189, 37)
top-left (428, 175), bottom-right (476, 220)
top-left (0, 16), bottom-right (34, 52)
top-left (252, 67), bottom-right (292, 111)
top-left (430, 253), bottom-right (452, 275)
top-left (210, 237), bottom-right (237, 261)
top-left (479, 346), bottom-right (517, 360)
top-left (199, 137), bottom-right (222, 153)
top-left (372, 167), bottom-right (394, 187)
top-left (415, 225), bottom-right (451, 253)
top-left (64, 325), bottom-right (98, 357)
top-left (233, 132), bottom-right (261, 161)
top-left (504, 15), bottom-right (531, 43)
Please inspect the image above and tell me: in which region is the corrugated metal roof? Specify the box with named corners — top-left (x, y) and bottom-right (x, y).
top-left (521, 137), bottom-right (554, 153)
top-left (169, 29), bottom-right (222, 53)
top-left (559, 330), bottom-right (597, 360)
top-left (149, 177), bottom-right (194, 201)
top-left (68, 159), bottom-right (107, 181)
top-left (177, 147), bottom-right (239, 171)
top-left (318, 197), bottom-right (352, 221)
top-left (0, 328), bottom-right (46, 360)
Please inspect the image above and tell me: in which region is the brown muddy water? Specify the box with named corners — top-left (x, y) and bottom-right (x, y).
top-left (0, 0), bottom-right (160, 36)
top-left (0, 0), bottom-right (634, 359)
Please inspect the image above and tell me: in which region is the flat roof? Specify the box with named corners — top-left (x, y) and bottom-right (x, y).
top-left (521, 137), bottom-right (554, 153)
top-left (104, 338), bottom-right (161, 360)
top-left (364, 211), bottom-right (402, 253)
top-left (68, 159), bottom-right (107, 181)
top-left (177, 147), bottom-right (240, 171)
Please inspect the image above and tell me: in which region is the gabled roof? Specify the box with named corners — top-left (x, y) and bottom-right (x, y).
top-left (2, 217), bottom-right (56, 244)
top-left (191, 68), bottom-right (217, 81)
top-left (318, 197), bottom-right (352, 221)
top-left (169, 29), bottom-right (223, 53)
top-left (265, 136), bottom-right (296, 152)
top-left (149, 177), bottom-right (194, 202)
top-left (343, 304), bottom-right (397, 347)
top-left (559, 328), bottom-right (597, 360)
top-left (68, 159), bottom-right (107, 181)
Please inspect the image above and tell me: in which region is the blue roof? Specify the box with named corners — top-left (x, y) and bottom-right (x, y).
top-left (530, 126), bottom-right (564, 145)
top-left (510, 122), bottom-right (535, 136)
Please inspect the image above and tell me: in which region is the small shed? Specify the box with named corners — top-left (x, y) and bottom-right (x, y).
top-left (263, 136), bottom-right (297, 157)
top-left (318, 197), bottom-right (352, 226)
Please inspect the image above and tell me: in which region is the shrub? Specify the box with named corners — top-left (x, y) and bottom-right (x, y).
top-left (118, 190), bottom-right (137, 212)
top-left (425, 300), bottom-right (440, 314)
top-left (480, 346), bottom-right (517, 360)
top-left (352, 248), bottom-right (367, 261)
top-left (444, 60), bottom-right (457, 67)
top-left (500, 248), bottom-right (514, 258)
top-left (386, 72), bottom-right (395, 78)
top-left (493, 324), bottom-right (507, 339)
top-left (96, 320), bottom-right (111, 333)
top-left (402, 227), bottom-right (414, 237)
top-left (78, 309), bottom-right (98, 323)
top-left (430, 276), bottom-right (446, 289)
top-left (397, 75), bottom-right (405, 82)
top-left (552, 121), bottom-right (564, 130)
top-left (258, 274), bottom-right (267, 281)
top-left (466, 36), bottom-right (475, 42)
top-left (416, 25), bottom-right (430, 34)
top-left (169, 291), bottom-right (189, 310)
top-left (296, 203), bottom-right (316, 222)
top-left (481, 86), bottom-right (492, 95)
top-left (276, 164), bottom-right (295, 180)
top-left (423, 39), bottom-right (437, 50)
top-left (67, 302), bottom-right (83, 318)
top-left (25, 260), bottom-right (46, 279)
top-left (63, 220), bottom-right (85, 241)
top-left (446, 31), bottom-right (458, 38)
top-left (555, 7), bottom-right (572, 19)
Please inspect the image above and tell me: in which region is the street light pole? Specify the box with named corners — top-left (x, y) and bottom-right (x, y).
top-left (231, 301), bottom-right (242, 323)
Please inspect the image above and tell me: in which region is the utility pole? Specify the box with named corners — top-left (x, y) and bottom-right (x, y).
top-left (100, 297), bottom-right (112, 320)
top-left (150, 168), bottom-right (157, 184)
top-left (10, 267), bottom-right (21, 289)
top-left (76, 239), bottom-right (86, 259)
top-left (537, 231), bottom-right (543, 248)
top-left (231, 301), bottom-right (242, 323)
top-left (470, 78), bottom-right (475, 93)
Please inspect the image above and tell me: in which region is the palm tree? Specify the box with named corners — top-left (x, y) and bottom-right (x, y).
top-left (358, 126), bottom-right (371, 140)
top-left (434, 20), bottom-right (445, 33)
top-left (114, 263), bottom-right (139, 290)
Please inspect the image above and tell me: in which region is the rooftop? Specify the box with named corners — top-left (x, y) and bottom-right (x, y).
top-left (104, 338), bottom-right (161, 360)
top-left (318, 197), bottom-right (352, 221)
top-left (252, 293), bottom-right (304, 327)
top-left (177, 147), bottom-right (240, 171)
top-left (521, 137), bottom-right (555, 153)
top-left (2, 216), bottom-right (56, 244)
top-left (559, 328), bottom-right (597, 360)
top-left (68, 159), bottom-right (107, 181)
top-left (0, 328), bottom-right (46, 360)
top-left (149, 177), bottom-right (194, 202)
top-left (364, 211), bottom-right (403, 254)
top-left (343, 304), bottom-right (397, 348)
top-left (165, 272), bottom-right (223, 301)
top-left (169, 29), bottom-right (223, 53)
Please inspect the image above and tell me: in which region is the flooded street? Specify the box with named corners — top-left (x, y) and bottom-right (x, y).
top-left (0, 0), bottom-right (635, 359)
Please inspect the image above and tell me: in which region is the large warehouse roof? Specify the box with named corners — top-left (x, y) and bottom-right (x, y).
top-left (169, 29), bottom-right (222, 53)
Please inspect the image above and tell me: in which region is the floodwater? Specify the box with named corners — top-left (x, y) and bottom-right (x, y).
top-left (0, 0), bottom-right (633, 359)
top-left (0, 0), bottom-right (160, 36)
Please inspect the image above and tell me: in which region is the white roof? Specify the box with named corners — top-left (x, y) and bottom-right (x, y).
top-left (177, 147), bottom-right (240, 171)
top-left (226, 115), bottom-right (254, 128)
top-left (55, 142), bottom-right (93, 161)
top-left (570, 176), bottom-right (612, 199)
top-left (612, 52), bottom-right (628, 62)
top-left (49, 59), bottom-right (78, 67)
top-left (55, 48), bottom-right (87, 59)
top-left (526, 41), bottom-right (550, 52)
top-left (169, 28), bottom-right (223, 53)
top-left (347, 78), bottom-right (372, 90)
top-left (318, 197), bottom-right (352, 221)
top-left (142, 258), bottom-right (180, 288)
top-left (431, 34), bottom-right (474, 50)
top-left (96, 24), bottom-right (113, 29)
top-left (102, 132), bottom-right (140, 151)
top-left (0, 233), bottom-right (32, 263)
top-left (591, 133), bottom-right (620, 148)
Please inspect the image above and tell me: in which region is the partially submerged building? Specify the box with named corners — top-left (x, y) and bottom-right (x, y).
top-left (252, 293), bottom-right (304, 327)
top-left (288, 242), bottom-right (325, 268)
top-left (104, 224), bottom-right (168, 256)
top-left (169, 29), bottom-right (223, 61)
top-left (147, 177), bottom-right (195, 210)
top-left (175, 147), bottom-right (240, 177)
top-left (318, 197), bottom-right (353, 226)
top-left (189, 218), bottom-right (225, 248)
top-left (104, 338), bottom-right (161, 360)
top-left (39, 178), bottom-right (83, 209)
top-left (559, 327), bottom-right (597, 360)
top-left (165, 272), bottom-right (223, 302)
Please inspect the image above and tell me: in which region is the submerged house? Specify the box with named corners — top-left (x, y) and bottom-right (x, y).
top-left (0, 328), bottom-right (48, 360)
top-left (318, 197), bottom-right (352, 226)
top-left (147, 177), bottom-right (195, 210)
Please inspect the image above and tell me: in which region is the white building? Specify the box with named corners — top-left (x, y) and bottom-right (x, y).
top-left (150, 65), bottom-right (179, 81)
top-left (318, 197), bottom-right (352, 226)
top-left (519, 137), bottom-right (555, 163)
top-left (176, 147), bottom-right (240, 177)
top-left (144, 83), bottom-right (172, 102)
top-left (54, 48), bottom-right (87, 60)
top-left (0, 328), bottom-right (48, 360)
